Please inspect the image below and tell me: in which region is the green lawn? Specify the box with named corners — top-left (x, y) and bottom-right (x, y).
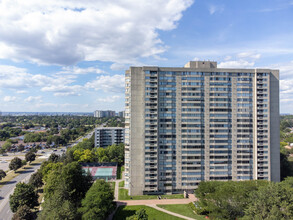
top-left (118, 188), bottom-right (184, 200)
top-left (117, 165), bottom-right (124, 179)
top-left (119, 180), bottom-right (125, 187)
top-left (109, 182), bottom-right (116, 191)
top-left (157, 204), bottom-right (206, 220)
top-left (113, 205), bottom-right (184, 220)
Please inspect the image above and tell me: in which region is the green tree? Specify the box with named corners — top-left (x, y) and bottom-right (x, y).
top-left (243, 181), bottom-right (293, 219)
top-left (40, 162), bottom-right (93, 219)
top-left (29, 170), bottom-right (43, 189)
top-left (280, 145), bottom-right (293, 180)
top-left (48, 153), bottom-right (60, 163)
top-left (95, 147), bottom-right (109, 162)
top-left (0, 148), bottom-right (5, 154)
top-left (41, 162), bottom-right (63, 182)
top-left (9, 157), bottom-right (22, 171)
top-left (73, 149), bottom-right (95, 162)
top-left (12, 205), bottom-right (36, 220)
top-left (79, 180), bottom-right (114, 220)
top-left (9, 182), bottom-right (38, 213)
top-left (106, 144), bottom-right (124, 165)
top-left (25, 152), bottom-right (36, 164)
top-left (126, 208), bottom-right (148, 220)
top-left (0, 169), bottom-right (6, 180)
top-left (195, 180), bottom-right (269, 219)
top-left (2, 141), bottom-right (12, 151)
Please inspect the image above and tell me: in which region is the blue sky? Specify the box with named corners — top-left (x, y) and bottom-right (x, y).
top-left (0, 0), bottom-right (293, 113)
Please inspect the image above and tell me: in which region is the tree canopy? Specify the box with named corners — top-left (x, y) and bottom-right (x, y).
top-left (9, 157), bottom-right (23, 171)
top-left (25, 152), bottom-right (36, 164)
top-left (39, 162), bottom-right (93, 219)
top-left (79, 179), bottom-right (114, 220)
top-left (9, 182), bottom-right (38, 213)
top-left (0, 169), bottom-right (6, 180)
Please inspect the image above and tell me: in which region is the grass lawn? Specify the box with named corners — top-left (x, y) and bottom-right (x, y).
top-left (109, 181), bottom-right (116, 191)
top-left (117, 165), bottom-right (124, 179)
top-left (157, 204), bottom-right (207, 220)
top-left (119, 180), bottom-right (124, 187)
top-left (0, 157), bottom-right (45, 189)
top-left (118, 188), bottom-right (184, 200)
top-left (113, 205), bottom-right (184, 220)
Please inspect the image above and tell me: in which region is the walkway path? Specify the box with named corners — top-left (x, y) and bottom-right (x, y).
top-left (117, 194), bottom-right (196, 206)
top-left (147, 204), bottom-right (195, 220)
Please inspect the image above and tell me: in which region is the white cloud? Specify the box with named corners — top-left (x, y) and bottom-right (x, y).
top-left (0, 0), bottom-right (193, 65)
top-left (54, 92), bottom-right (81, 97)
top-left (3, 96), bottom-right (17, 102)
top-left (97, 95), bottom-right (121, 103)
top-left (24, 96), bottom-right (42, 102)
top-left (85, 74), bottom-right (125, 93)
top-left (208, 4), bottom-right (224, 15)
top-left (218, 60), bottom-right (255, 68)
top-left (0, 65), bottom-right (75, 89)
top-left (58, 66), bottom-right (105, 75)
top-left (16, 90), bottom-right (28, 94)
top-left (270, 60), bottom-right (293, 79)
top-left (110, 63), bottom-right (128, 71)
top-left (237, 52), bottom-right (261, 59)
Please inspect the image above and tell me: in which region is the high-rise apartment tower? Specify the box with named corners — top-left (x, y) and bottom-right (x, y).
top-left (125, 61), bottom-right (279, 195)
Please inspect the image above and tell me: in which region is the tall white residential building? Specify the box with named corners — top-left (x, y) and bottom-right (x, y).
top-left (125, 61), bottom-right (280, 195)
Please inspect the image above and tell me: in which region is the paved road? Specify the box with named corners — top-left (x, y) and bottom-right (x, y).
top-left (0, 162), bottom-right (41, 219)
top-left (0, 149), bottom-right (64, 220)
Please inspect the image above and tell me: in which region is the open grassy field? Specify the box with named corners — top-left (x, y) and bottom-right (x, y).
top-left (157, 204), bottom-right (206, 220)
top-left (118, 188), bottom-right (184, 200)
top-left (113, 205), bottom-right (184, 220)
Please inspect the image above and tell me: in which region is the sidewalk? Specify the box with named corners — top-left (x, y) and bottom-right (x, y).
top-left (117, 194), bottom-right (196, 206)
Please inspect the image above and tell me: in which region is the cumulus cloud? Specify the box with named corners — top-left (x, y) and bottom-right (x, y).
top-left (3, 96), bottom-right (17, 102)
top-left (0, 65), bottom-right (74, 89)
top-left (218, 60), bottom-right (255, 68)
top-left (208, 4), bottom-right (224, 15)
top-left (58, 66), bottom-right (105, 75)
top-left (270, 60), bottom-right (293, 79)
top-left (0, 0), bottom-right (193, 65)
top-left (24, 96), bottom-right (42, 102)
top-left (237, 52), bottom-right (261, 59)
top-left (85, 74), bottom-right (125, 93)
top-left (110, 63), bottom-right (128, 71)
top-left (54, 92), bottom-right (81, 97)
top-left (97, 95), bottom-right (121, 103)
top-left (16, 90), bottom-right (28, 94)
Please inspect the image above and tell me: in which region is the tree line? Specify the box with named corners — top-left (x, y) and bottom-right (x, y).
top-left (194, 177), bottom-right (293, 219)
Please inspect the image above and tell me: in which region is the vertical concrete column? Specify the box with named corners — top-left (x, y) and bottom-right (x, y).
top-left (129, 67), bottom-right (146, 195)
top-left (176, 74), bottom-right (182, 188)
top-left (231, 76), bottom-right (238, 180)
top-left (204, 75), bottom-right (210, 181)
top-left (253, 70), bottom-right (258, 180)
top-left (269, 70), bottom-right (280, 182)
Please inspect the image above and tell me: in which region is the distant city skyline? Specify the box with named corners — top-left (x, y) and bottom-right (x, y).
top-left (0, 0), bottom-right (293, 113)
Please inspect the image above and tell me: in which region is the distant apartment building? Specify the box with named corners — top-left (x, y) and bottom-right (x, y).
top-left (95, 127), bottom-right (125, 148)
top-left (94, 110), bottom-right (116, 118)
top-left (125, 61), bottom-right (280, 195)
top-left (118, 111), bottom-right (125, 117)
